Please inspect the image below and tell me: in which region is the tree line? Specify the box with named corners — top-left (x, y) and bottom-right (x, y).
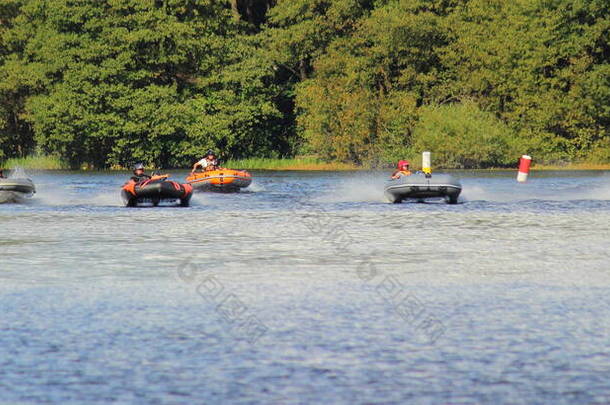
top-left (1, 0), bottom-right (608, 168)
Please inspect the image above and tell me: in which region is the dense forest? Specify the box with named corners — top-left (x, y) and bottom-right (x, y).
top-left (0, 0), bottom-right (608, 168)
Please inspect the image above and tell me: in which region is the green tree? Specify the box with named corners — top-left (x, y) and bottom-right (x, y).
top-left (1, 0), bottom-right (608, 168)
top-left (3, 0), bottom-right (288, 168)
top-left (181, 34), bottom-right (291, 162)
top-left (0, 0), bottom-right (37, 160)
top-left (440, 0), bottom-right (610, 162)
top-left (296, 0), bottom-right (451, 164)
top-left (411, 101), bottom-right (515, 168)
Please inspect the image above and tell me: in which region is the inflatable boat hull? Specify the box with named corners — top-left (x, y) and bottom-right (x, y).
top-left (0, 178), bottom-right (36, 203)
top-left (121, 177), bottom-right (193, 207)
top-left (384, 174), bottom-right (461, 204)
top-left (186, 169), bottom-right (252, 192)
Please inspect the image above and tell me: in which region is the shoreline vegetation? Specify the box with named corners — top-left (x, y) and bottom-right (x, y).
top-left (2, 155), bottom-right (610, 172)
top-left (1, 1), bottom-right (608, 170)
top-left (1, 155), bottom-right (69, 170)
top-left (223, 158), bottom-right (357, 171)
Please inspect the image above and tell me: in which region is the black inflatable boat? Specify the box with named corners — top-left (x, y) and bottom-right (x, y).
top-left (0, 177), bottom-right (36, 203)
top-left (121, 175), bottom-right (193, 207)
top-left (384, 173), bottom-right (461, 204)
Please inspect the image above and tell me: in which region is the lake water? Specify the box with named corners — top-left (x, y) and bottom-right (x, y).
top-left (1, 170), bottom-right (610, 404)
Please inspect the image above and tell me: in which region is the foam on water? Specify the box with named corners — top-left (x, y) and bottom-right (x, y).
top-left (245, 181), bottom-right (265, 193)
top-left (460, 184), bottom-right (517, 202)
top-left (189, 193), bottom-right (210, 206)
top-left (7, 166), bottom-right (28, 179)
top-left (0, 192), bottom-right (25, 204)
top-left (462, 175), bottom-right (610, 202)
top-left (313, 174), bottom-right (386, 203)
top-left (89, 190), bottom-right (124, 206)
top-left (34, 188), bottom-right (126, 208)
top-left (575, 174), bottom-right (610, 200)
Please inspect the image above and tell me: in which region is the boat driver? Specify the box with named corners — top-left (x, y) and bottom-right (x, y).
top-left (391, 160), bottom-right (412, 179)
top-left (191, 150), bottom-right (220, 173)
top-left (0, 169), bottom-right (4, 178)
top-left (130, 163), bottom-right (151, 183)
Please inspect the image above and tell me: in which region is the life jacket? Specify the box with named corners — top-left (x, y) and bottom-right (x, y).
top-left (200, 158), bottom-right (218, 171)
top-left (130, 174), bottom-right (151, 183)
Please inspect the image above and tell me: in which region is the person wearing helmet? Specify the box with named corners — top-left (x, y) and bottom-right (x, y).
top-left (191, 149), bottom-right (220, 173)
top-left (391, 160), bottom-right (412, 179)
top-left (130, 163), bottom-right (151, 183)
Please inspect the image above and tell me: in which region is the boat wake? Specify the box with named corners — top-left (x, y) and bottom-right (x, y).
top-left (90, 191), bottom-right (123, 206)
top-left (189, 193), bottom-right (210, 207)
top-left (32, 184), bottom-right (124, 207)
top-left (7, 166), bottom-right (28, 179)
top-left (313, 175), bottom-right (386, 203)
top-left (460, 185), bottom-right (517, 202)
top-left (462, 175), bottom-right (610, 202)
top-left (245, 182), bottom-right (265, 193)
top-left (578, 176), bottom-right (610, 200)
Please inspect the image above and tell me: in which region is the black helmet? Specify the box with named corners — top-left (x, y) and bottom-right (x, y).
top-left (206, 149), bottom-right (216, 157)
top-left (133, 163), bottom-right (144, 171)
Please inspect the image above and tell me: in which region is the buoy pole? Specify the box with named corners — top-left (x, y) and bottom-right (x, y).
top-left (517, 155), bottom-right (532, 183)
top-left (422, 151), bottom-right (432, 176)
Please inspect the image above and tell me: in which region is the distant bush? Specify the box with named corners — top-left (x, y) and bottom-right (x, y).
top-left (506, 130), bottom-right (570, 166)
top-left (411, 102), bottom-right (515, 168)
top-left (224, 157), bottom-right (356, 170)
top-left (587, 138), bottom-right (610, 163)
top-left (1, 155), bottom-right (68, 170)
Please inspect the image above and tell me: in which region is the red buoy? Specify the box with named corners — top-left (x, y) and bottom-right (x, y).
top-left (517, 155), bottom-right (532, 182)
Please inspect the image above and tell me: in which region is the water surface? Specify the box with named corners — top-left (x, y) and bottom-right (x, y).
top-left (1, 170), bottom-right (610, 404)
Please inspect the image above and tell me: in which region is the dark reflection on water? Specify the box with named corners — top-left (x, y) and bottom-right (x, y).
top-left (1, 170), bottom-right (610, 403)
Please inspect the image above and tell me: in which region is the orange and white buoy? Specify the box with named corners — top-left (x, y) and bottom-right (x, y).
top-left (517, 155), bottom-right (532, 182)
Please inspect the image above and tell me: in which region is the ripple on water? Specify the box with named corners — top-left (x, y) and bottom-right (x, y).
top-left (1, 170), bottom-right (609, 403)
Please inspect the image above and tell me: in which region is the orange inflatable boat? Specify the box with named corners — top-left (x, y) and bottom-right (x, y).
top-left (185, 169), bottom-right (252, 192)
top-left (122, 174), bottom-right (193, 207)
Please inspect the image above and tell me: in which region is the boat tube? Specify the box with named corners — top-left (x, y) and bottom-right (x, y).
top-left (186, 169), bottom-right (252, 192)
top-left (121, 175), bottom-right (193, 207)
top-left (384, 173), bottom-right (461, 204)
top-left (0, 177), bottom-right (36, 203)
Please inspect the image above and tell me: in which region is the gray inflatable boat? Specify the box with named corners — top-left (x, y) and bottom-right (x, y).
top-left (384, 173), bottom-right (461, 204)
top-left (0, 177), bottom-right (36, 203)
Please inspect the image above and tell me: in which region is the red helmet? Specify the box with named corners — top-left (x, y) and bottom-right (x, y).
top-left (397, 160), bottom-right (410, 170)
